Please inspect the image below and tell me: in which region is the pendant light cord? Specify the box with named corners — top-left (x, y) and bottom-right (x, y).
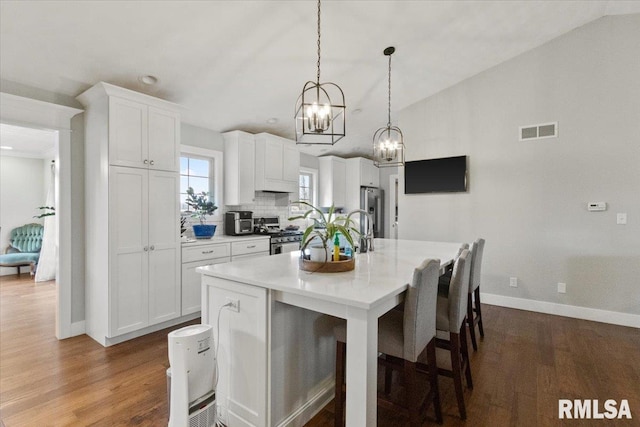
top-left (316, 0), bottom-right (322, 84)
top-left (387, 52), bottom-right (392, 127)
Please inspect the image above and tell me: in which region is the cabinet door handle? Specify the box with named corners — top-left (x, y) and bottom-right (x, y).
top-left (150, 160), bottom-right (155, 165)
top-left (247, 245), bottom-right (256, 248)
top-left (143, 159), bottom-right (149, 164)
top-left (150, 245), bottom-right (155, 251)
top-left (144, 246), bottom-right (148, 251)
top-left (202, 250), bottom-right (214, 254)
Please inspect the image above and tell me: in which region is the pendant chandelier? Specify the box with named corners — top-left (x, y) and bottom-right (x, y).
top-left (295, 0), bottom-right (346, 145)
top-left (373, 47), bottom-right (404, 168)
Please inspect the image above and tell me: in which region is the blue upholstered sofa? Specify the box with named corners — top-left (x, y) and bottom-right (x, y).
top-left (0, 223), bottom-right (44, 275)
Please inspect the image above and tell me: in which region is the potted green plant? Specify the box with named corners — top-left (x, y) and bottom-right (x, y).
top-left (185, 187), bottom-right (218, 239)
top-left (289, 202), bottom-right (360, 266)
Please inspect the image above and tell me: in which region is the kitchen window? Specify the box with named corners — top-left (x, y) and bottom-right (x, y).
top-left (291, 167), bottom-right (317, 212)
top-left (179, 146), bottom-right (223, 218)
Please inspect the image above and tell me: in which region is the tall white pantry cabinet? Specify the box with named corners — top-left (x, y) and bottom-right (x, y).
top-left (78, 82), bottom-right (182, 346)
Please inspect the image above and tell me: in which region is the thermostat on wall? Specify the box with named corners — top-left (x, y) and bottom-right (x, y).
top-left (587, 202), bottom-right (607, 212)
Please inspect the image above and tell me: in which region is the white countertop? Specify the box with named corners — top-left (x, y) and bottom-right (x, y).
top-left (198, 238), bottom-right (463, 310)
top-left (182, 234), bottom-right (270, 246)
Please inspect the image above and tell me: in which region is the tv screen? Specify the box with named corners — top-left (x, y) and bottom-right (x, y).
top-left (404, 155), bottom-right (467, 194)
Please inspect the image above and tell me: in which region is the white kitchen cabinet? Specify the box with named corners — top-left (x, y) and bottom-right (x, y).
top-left (108, 167), bottom-right (181, 336)
top-left (360, 158), bottom-right (379, 187)
top-left (108, 95), bottom-right (179, 172)
top-left (181, 242), bottom-right (231, 316)
top-left (147, 170), bottom-right (181, 324)
top-left (345, 157), bottom-right (379, 188)
top-left (223, 131), bottom-right (255, 205)
top-left (318, 156), bottom-right (346, 208)
top-left (345, 157), bottom-right (380, 212)
top-left (109, 167), bottom-right (149, 335)
top-left (231, 238), bottom-right (270, 260)
top-left (255, 133), bottom-right (299, 193)
top-left (78, 82), bottom-right (183, 346)
top-left (182, 256), bottom-right (230, 316)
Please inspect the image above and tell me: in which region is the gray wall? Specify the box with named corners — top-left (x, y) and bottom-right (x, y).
top-left (181, 123), bottom-right (224, 151)
top-left (398, 15), bottom-right (640, 315)
top-left (300, 152), bottom-right (319, 170)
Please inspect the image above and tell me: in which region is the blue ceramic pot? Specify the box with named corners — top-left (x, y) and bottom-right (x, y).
top-left (192, 224), bottom-right (216, 239)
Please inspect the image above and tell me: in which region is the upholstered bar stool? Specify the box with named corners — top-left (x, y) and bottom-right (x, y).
top-left (467, 238), bottom-right (486, 351)
top-left (437, 243), bottom-right (469, 297)
top-left (428, 249), bottom-right (472, 420)
top-left (333, 259), bottom-right (443, 427)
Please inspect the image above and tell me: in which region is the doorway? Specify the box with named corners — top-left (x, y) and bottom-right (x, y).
top-left (0, 92), bottom-right (82, 339)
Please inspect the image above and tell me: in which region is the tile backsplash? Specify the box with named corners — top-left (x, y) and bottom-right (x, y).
top-left (182, 191), bottom-right (311, 238)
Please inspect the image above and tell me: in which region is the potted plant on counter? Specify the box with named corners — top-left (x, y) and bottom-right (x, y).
top-left (186, 187), bottom-right (218, 239)
top-left (288, 202), bottom-right (360, 272)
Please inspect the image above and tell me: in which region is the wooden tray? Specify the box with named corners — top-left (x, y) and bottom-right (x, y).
top-left (299, 255), bottom-right (355, 273)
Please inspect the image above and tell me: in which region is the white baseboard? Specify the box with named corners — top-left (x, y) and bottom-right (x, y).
top-left (275, 375), bottom-right (335, 427)
top-left (481, 292), bottom-right (640, 329)
top-left (103, 312), bottom-right (201, 347)
top-left (70, 320), bottom-right (86, 336)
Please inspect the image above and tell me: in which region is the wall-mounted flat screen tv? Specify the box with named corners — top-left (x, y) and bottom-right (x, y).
top-left (404, 155), bottom-right (467, 194)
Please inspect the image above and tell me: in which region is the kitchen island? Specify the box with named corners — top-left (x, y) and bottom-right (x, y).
top-left (198, 238), bottom-right (462, 427)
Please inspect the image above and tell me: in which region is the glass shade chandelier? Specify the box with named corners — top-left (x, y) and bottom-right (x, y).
top-left (373, 47), bottom-right (405, 167)
top-left (295, 0), bottom-right (346, 145)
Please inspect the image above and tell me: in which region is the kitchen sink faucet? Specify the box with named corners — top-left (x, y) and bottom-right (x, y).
top-left (348, 209), bottom-right (374, 253)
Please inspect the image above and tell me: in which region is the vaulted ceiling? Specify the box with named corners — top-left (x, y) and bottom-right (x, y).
top-left (1, 1), bottom-right (638, 157)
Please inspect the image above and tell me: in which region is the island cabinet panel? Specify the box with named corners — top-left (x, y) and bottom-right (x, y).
top-left (202, 277), bottom-right (268, 427)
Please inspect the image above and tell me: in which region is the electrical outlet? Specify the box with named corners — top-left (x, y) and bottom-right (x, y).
top-left (617, 213), bottom-right (627, 225)
top-left (557, 282), bottom-right (566, 294)
top-left (509, 277), bottom-right (518, 288)
top-left (225, 297), bottom-right (239, 312)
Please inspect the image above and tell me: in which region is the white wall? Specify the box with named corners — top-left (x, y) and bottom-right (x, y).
top-left (0, 156), bottom-right (45, 275)
top-left (398, 15), bottom-right (640, 316)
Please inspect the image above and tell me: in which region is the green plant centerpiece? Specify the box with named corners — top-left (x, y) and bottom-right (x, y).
top-left (289, 202), bottom-right (360, 270)
top-left (185, 187), bottom-right (218, 239)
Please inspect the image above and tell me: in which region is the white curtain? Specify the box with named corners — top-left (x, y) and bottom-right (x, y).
top-left (35, 162), bottom-right (57, 282)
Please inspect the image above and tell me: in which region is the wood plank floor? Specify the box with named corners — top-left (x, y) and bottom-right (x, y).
top-left (1, 274), bottom-right (639, 426)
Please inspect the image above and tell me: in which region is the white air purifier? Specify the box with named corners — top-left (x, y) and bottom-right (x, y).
top-left (168, 324), bottom-right (217, 427)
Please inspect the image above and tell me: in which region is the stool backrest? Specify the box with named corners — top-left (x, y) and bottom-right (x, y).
top-left (403, 258), bottom-right (440, 362)
top-left (469, 238), bottom-right (485, 293)
top-left (448, 249), bottom-right (471, 331)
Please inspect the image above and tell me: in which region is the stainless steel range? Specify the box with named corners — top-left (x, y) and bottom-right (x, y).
top-left (253, 216), bottom-right (303, 255)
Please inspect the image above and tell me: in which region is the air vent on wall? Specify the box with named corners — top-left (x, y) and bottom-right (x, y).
top-left (519, 121), bottom-right (558, 141)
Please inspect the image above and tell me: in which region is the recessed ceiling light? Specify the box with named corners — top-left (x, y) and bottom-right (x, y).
top-left (0, 146), bottom-right (13, 150)
top-left (352, 108), bottom-right (363, 115)
top-left (138, 75), bottom-right (158, 85)
top-left (267, 118), bottom-right (278, 124)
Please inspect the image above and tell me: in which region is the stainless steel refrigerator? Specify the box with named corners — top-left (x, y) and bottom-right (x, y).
top-left (360, 186), bottom-right (384, 239)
